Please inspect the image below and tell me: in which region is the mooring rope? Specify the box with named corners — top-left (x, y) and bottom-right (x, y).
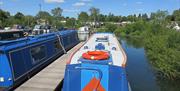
top-left (55, 34), bottom-right (67, 54)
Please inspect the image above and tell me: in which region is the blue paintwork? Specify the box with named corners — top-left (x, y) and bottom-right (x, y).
top-left (81, 63), bottom-right (109, 91)
top-left (0, 30), bottom-right (79, 88)
top-left (63, 64), bottom-right (82, 91)
top-left (58, 30), bottom-right (79, 50)
top-left (95, 43), bottom-right (105, 50)
top-left (63, 56), bottom-right (129, 91)
top-left (108, 66), bottom-right (129, 91)
top-left (0, 53), bottom-right (13, 87)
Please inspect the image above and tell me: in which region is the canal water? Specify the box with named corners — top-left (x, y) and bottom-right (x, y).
top-left (119, 37), bottom-right (180, 91)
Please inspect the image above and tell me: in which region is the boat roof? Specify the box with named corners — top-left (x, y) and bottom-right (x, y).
top-left (69, 33), bottom-right (127, 67)
top-left (0, 30), bottom-right (23, 33)
top-left (0, 30), bottom-right (77, 51)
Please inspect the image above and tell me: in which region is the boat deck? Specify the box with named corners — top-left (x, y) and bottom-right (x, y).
top-left (15, 42), bottom-right (84, 91)
top-left (70, 33), bottom-right (126, 67)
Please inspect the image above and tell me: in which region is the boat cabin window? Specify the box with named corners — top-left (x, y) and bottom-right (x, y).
top-left (0, 50), bottom-right (3, 54)
top-left (0, 31), bottom-right (24, 40)
top-left (30, 46), bottom-right (46, 63)
top-left (34, 25), bottom-right (42, 29)
top-left (13, 33), bottom-right (21, 38)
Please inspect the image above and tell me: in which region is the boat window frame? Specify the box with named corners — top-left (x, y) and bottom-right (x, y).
top-left (30, 45), bottom-right (47, 64)
top-left (0, 31), bottom-right (24, 40)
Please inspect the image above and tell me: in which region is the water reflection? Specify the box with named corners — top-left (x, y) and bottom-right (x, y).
top-left (120, 37), bottom-right (144, 48)
top-left (119, 37), bottom-right (180, 91)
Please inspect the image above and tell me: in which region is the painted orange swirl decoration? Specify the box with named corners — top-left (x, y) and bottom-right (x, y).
top-left (83, 77), bottom-right (105, 91)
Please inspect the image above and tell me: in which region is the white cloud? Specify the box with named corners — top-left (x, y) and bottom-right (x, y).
top-left (0, 1), bottom-right (3, 5)
top-left (44, 0), bottom-right (64, 3)
top-left (136, 1), bottom-right (143, 5)
top-left (73, 2), bottom-right (86, 7)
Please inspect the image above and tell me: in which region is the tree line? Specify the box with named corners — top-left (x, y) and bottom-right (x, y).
top-left (0, 7), bottom-right (74, 29)
top-left (78, 8), bottom-right (180, 25)
top-left (1, 7), bottom-right (179, 29)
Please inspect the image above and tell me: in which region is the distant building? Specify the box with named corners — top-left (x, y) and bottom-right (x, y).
top-left (120, 21), bottom-right (132, 26)
top-left (85, 22), bottom-right (103, 28)
top-left (173, 22), bottom-right (180, 31)
top-left (60, 20), bottom-right (67, 23)
top-left (37, 19), bottom-right (49, 25)
top-left (110, 21), bottom-right (132, 26)
top-left (4, 27), bottom-right (11, 30)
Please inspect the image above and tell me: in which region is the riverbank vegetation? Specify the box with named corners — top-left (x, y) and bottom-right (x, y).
top-left (97, 10), bottom-right (180, 80)
top-left (117, 21), bottom-right (180, 80)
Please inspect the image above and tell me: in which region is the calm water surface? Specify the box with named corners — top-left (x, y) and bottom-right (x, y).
top-left (119, 37), bottom-right (180, 91)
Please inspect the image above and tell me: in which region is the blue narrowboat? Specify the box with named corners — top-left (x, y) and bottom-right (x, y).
top-left (0, 30), bottom-right (79, 89)
top-left (62, 33), bottom-right (131, 91)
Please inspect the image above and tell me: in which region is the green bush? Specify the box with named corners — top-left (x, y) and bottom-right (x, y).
top-left (105, 23), bottom-right (117, 32)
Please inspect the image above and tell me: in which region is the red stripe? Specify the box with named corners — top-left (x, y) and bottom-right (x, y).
top-left (66, 34), bottom-right (94, 64)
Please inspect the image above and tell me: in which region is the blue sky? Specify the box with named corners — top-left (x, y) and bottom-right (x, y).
top-left (0, 0), bottom-right (179, 17)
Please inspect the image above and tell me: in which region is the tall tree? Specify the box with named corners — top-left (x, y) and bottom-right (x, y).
top-left (89, 7), bottom-right (100, 28)
top-left (36, 11), bottom-right (51, 19)
top-left (51, 7), bottom-right (63, 28)
top-left (151, 10), bottom-right (169, 24)
top-left (14, 12), bottom-right (24, 19)
top-left (172, 9), bottom-right (180, 21)
top-left (0, 9), bottom-right (10, 27)
top-left (150, 13), bottom-right (156, 20)
top-left (138, 14), bottom-right (142, 19)
top-left (24, 15), bottom-right (35, 27)
top-left (155, 10), bottom-right (168, 20)
top-left (142, 13), bottom-right (148, 21)
top-left (98, 14), bottom-right (106, 22)
top-left (13, 12), bottom-right (25, 25)
top-left (127, 15), bottom-right (135, 22)
top-left (36, 11), bottom-right (52, 24)
top-left (66, 18), bottom-right (76, 28)
top-left (89, 7), bottom-right (99, 20)
top-left (51, 7), bottom-right (63, 18)
top-left (78, 12), bottom-right (89, 25)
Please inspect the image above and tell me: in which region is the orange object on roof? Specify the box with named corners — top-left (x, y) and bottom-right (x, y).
top-left (82, 51), bottom-right (109, 60)
top-left (82, 77), bottom-right (105, 91)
